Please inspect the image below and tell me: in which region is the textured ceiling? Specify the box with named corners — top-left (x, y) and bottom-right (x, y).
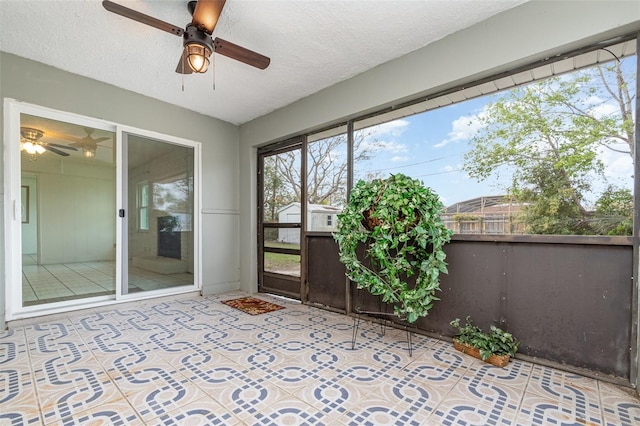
top-left (0, 0), bottom-right (528, 125)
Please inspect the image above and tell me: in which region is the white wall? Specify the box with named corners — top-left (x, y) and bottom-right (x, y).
top-left (39, 172), bottom-right (115, 264)
top-left (238, 1), bottom-right (640, 295)
top-left (1, 52), bottom-right (241, 327)
top-left (19, 155), bottom-right (116, 264)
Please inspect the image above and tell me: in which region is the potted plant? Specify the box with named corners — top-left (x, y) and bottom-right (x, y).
top-left (334, 173), bottom-right (452, 323)
top-left (449, 316), bottom-right (520, 367)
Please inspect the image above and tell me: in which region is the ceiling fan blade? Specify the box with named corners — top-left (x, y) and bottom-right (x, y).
top-left (44, 146), bottom-right (70, 157)
top-left (46, 143), bottom-right (78, 151)
top-left (214, 37), bottom-right (270, 70)
top-left (175, 47), bottom-right (194, 74)
top-left (192, 0), bottom-right (226, 34)
top-left (102, 0), bottom-right (184, 37)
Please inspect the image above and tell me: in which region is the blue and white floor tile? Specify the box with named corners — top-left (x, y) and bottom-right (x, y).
top-left (1, 292), bottom-right (639, 425)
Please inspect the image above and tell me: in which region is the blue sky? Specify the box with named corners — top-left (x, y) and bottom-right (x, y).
top-left (354, 96), bottom-right (515, 207)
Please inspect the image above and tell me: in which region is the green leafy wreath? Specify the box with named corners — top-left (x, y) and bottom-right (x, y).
top-left (334, 174), bottom-right (452, 323)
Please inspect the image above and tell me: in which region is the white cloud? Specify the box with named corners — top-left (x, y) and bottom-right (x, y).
top-left (357, 119), bottom-right (410, 154)
top-left (359, 139), bottom-right (408, 154)
top-left (366, 119), bottom-right (410, 138)
top-left (434, 110), bottom-right (485, 149)
top-left (589, 102), bottom-right (618, 120)
top-left (584, 95), bottom-right (604, 106)
top-left (391, 156), bottom-right (410, 162)
top-left (600, 143), bottom-right (633, 182)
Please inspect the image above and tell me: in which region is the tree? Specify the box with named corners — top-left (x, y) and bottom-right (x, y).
top-left (262, 155), bottom-right (295, 222)
top-left (593, 185), bottom-right (633, 235)
top-left (463, 58), bottom-right (635, 235)
top-left (271, 129), bottom-right (383, 207)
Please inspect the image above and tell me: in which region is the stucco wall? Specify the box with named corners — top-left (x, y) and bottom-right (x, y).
top-left (0, 52), bottom-right (241, 327)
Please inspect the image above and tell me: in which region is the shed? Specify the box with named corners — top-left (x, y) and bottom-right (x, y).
top-left (277, 202), bottom-right (341, 244)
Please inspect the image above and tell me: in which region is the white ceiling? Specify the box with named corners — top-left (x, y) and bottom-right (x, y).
top-left (0, 0), bottom-right (528, 125)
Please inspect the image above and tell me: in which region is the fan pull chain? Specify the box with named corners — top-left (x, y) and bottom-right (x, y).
top-left (181, 58), bottom-right (185, 92)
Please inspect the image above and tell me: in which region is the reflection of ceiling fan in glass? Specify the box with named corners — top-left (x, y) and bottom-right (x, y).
top-left (61, 128), bottom-right (112, 159)
top-left (20, 127), bottom-right (112, 159)
top-left (20, 127), bottom-right (77, 157)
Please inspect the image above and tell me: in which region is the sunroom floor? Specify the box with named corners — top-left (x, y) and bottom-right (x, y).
top-left (1, 291), bottom-right (638, 425)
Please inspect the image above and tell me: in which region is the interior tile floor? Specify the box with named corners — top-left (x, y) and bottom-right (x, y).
top-left (1, 292), bottom-right (639, 425)
top-left (21, 255), bottom-right (193, 305)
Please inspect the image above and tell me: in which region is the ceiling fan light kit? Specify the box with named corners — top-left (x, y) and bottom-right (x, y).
top-left (102, 0), bottom-right (270, 78)
top-left (184, 25), bottom-right (213, 73)
top-left (83, 146), bottom-right (97, 159)
top-left (20, 127), bottom-right (46, 156)
top-left (22, 141), bottom-right (46, 155)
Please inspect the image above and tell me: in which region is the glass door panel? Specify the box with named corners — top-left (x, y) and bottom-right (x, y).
top-left (19, 113), bottom-right (116, 307)
top-left (125, 134), bottom-right (195, 294)
top-left (259, 145), bottom-right (302, 298)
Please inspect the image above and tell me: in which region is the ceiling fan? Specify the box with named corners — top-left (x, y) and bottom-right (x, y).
top-left (20, 127), bottom-right (78, 157)
top-left (102, 0), bottom-right (270, 74)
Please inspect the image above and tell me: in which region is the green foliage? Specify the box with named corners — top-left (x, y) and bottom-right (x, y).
top-left (593, 186), bottom-right (633, 235)
top-left (463, 61), bottom-right (635, 235)
top-left (450, 317), bottom-right (520, 360)
top-left (333, 174), bottom-right (452, 323)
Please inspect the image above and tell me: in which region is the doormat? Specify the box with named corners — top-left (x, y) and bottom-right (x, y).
top-left (221, 296), bottom-right (285, 315)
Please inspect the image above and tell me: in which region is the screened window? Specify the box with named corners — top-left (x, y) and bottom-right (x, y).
top-left (276, 37), bottom-right (637, 237)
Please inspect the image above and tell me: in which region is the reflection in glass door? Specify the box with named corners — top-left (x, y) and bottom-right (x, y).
top-left (125, 133), bottom-right (195, 294)
top-left (19, 113), bottom-right (116, 307)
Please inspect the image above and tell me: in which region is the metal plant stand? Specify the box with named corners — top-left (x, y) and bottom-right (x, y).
top-left (351, 309), bottom-right (414, 357)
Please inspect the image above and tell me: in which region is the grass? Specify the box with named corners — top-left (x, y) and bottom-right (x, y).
top-left (264, 240), bottom-right (300, 275)
top-left (264, 241), bottom-right (300, 250)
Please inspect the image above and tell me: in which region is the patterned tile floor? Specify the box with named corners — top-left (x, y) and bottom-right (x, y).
top-left (1, 291), bottom-right (639, 425)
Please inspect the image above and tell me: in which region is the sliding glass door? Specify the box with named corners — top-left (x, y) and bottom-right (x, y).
top-left (123, 132), bottom-right (196, 295)
top-left (19, 113), bottom-right (116, 307)
top-left (4, 101), bottom-right (200, 320)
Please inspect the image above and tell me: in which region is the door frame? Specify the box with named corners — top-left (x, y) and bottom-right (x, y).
top-left (3, 99), bottom-right (202, 321)
top-left (117, 125), bottom-right (202, 301)
top-left (257, 136), bottom-right (307, 301)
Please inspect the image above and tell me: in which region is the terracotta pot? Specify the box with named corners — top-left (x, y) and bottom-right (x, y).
top-left (453, 338), bottom-right (510, 368)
